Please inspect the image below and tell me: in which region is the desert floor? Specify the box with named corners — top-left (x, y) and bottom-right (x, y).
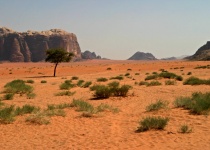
top-left (0, 60), bottom-right (210, 150)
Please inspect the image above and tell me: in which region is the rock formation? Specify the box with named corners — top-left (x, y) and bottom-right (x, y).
top-left (81, 50), bottom-right (101, 59)
top-left (161, 57), bottom-right (177, 60)
top-left (0, 27), bottom-right (81, 62)
top-left (186, 41), bottom-right (210, 60)
top-left (128, 51), bottom-right (157, 60)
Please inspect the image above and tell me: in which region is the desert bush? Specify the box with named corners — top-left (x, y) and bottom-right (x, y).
top-left (26, 112), bottom-right (50, 125)
top-left (71, 76), bottom-right (79, 80)
top-left (94, 85), bottom-right (112, 99)
top-left (41, 80), bottom-right (47, 83)
top-left (127, 68), bottom-right (132, 71)
top-left (44, 109), bottom-right (66, 117)
top-left (183, 76), bottom-right (210, 85)
top-left (26, 80), bottom-right (34, 84)
top-left (187, 72), bottom-right (192, 75)
top-left (178, 124), bottom-right (192, 133)
top-left (90, 84), bottom-right (102, 91)
top-left (59, 80), bottom-right (75, 90)
top-left (83, 81), bottom-right (92, 88)
top-left (3, 93), bottom-right (14, 100)
top-left (4, 79), bottom-right (33, 94)
top-left (194, 65), bottom-right (210, 69)
top-left (159, 72), bottom-right (177, 79)
top-left (174, 92), bottom-right (210, 115)
top-left (136, 116), bottom-right (169, 132)
top-left (77, 80), bottom-right (85, 87)
top-left (139, 81), bottom-right (148, 86)
top-left (47, 103), bottom-right (72, 110)
top-left (147, 81), bottom-right (162, 86)
top-left (145, 74), bottom-right (158, 81)
top-left (165, 80), bottom-right (176, 85)
top-left (152, 72), bottom-right (158, 75)
top-left (125, 73), bottom-right (130, 76)
top-left (112, 85), bottom-right (132, 97)
top-left (107, 67), bottom-right (112, 70)
top-left (110, 76), bottom-right (124, 80)
top-left (70, 99), bottom-right (95, 113)
top-left (0, 105), bottom-right (15, 124)
top-left (108, 81), bottom-right (120, 88)
top-left (96, 103), bottom-right (119, 113)
top-left (135, 73), bottom-right (140, 75)
top-left (146, 100), bottom-right (169, 111)
top-left (27, 93), bottom-right (36, 99)
top-left (55, 91), bottom-right (75, 96)
top-left (14, 104), bottom-right (40, 116)
top-left (97, 77), bottom-right (108, 82)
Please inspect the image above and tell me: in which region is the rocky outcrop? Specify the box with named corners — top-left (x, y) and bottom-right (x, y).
top-left (128, 51), bottom-right (157, 60)
top-left (187, 41), bottom-right (210, 60)
top-left (81, 50), bottom-right (101, 59)
top-left (0, 27), bottom-right (81, 62)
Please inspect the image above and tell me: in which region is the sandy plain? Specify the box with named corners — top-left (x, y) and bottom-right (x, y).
top-left (0, 60), bottom-right (210, 150)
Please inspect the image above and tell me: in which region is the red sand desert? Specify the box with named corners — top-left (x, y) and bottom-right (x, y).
top-left (0, 60), bottom-right (210, 150)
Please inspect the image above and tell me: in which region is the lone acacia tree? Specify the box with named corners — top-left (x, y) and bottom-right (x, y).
top-left (45, 48), bottom-right (74, 77)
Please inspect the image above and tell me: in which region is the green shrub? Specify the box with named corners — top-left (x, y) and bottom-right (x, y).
top-left (83, 81), bottom-right (92, 88)
top-left (147, 81), bottom-right (162, 86)
top-left (108, 81), bottom-right (120, 88)
top-left (14, 104), bottom-right (40, 116)
top-left (139, 81), bottom-right (148, 86)
top-left (145, 74), bottom-right (158, 81)
top-left (27, 93), bottom-right (36, 99)
top-left (55, 91), bottom-right (75, 96)
top-left (0, 105), bottom-right (15, 124)
top-left (4, 79), bottom-right (33, 94)
top-left (112, 85), bottom-right (131, 97)
top-left (26, 80), bottom-right (34, 84)
top-left (183, 76), bottom-right (210, 85)
top-left (97, 77), bottom-right (108, 82)
top-left (136, 116), bottom-right (169, 132)
top-left (90, 84), bottom-right (102, 91)
top-left (146, 100), bottom-right (169, 111)
top-left (194, 65), bottom-right (210, 69)
top-left (47, 103), bottom-right (72, 110)
top-left (178, 124), bottom-right (192, 133)
top-left (71, 76), bottom-right (79, 80)
top-left (3, 93), bottom-right (14, 100)
top-left (135, 73), bottom-right (140, 75)
top-left (44, 109), bottom-right (66, 117)
top-left (70, 99), bottom-right (95, 113)
top-left (127, 68), bottom-right (132, 71)
top-left (187, 72), bottom-right (192, 75)
top-left (125, 73), bottom-right (130, 76)
top-left (152, 72), bottom-right (158, 75)
top-left (175, 76), bottom-right (183, 81)
top-left (26, 112), bottom-right (50, 125)
top-left (174, 92), bottom-right (210, 115)
top-left (59, 80), bottom-right (75, 90)
top-left (41, 80), bottom-right (47, 83)
top-left (94, 85), bottom-right (112, 99)
top-left (96, 103), bottom-right (119, 113)
top-left (110, 76), bottom-right (124, 80)
top-left (77, 80), bottom-right (85, 87)
top-left (165, 80), bottom-right (176, 85)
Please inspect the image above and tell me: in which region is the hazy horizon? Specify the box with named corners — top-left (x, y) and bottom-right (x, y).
top-left (1, 0), bottom-right (210, 60)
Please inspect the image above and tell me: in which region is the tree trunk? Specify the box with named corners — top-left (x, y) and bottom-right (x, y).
top-left (54, 63), bottom-right (58, 77)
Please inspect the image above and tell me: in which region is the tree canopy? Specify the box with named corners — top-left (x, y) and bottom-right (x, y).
top-left (45, 48), bottom-right (74, 77)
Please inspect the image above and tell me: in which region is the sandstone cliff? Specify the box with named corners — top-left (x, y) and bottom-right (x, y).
top-left (187, 41), bottom-right (210, 61)
top-left (0, 27), bottom-right (81, 62)
top-left (81, 50), bottom-right (101, 59)
top-left (128, 51), bottom-right (157, 60)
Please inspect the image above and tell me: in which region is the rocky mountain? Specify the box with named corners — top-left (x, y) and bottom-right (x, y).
top-left (128, 51), bottom-right (157, 60)
top-left (186, 41), bottom-right (210, 60)
top-left (0, 27), bottom-right (81, 62)
top-left (81, 50), bottom-right (101, 59)
top-left (161, 57), bottom-right (177, 60)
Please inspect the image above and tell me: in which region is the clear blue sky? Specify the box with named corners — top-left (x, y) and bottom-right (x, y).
top-left (1, 0), bottom-right (210, 59)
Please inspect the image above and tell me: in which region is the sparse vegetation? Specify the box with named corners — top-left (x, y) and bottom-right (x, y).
top-left (94, 85), bottom-right (112, 99)
top-left (77, 80), bottom-right (85, 87)
top-left (178, 124), bottom-right (192, 133)
top-left (107, 67), bottom-right (112, 70)
top-left (71, 76), bottom-right (79, 80)
top-left (83, 81), bottom-right (92, 88)
top-left (26, 93), bottom-right (36, 99)
top-left (146, 100), bottom-right (169, 111)
top-left (41, 80), bottom-right (47, 83)
top-left (110, 76), bottom-right (124, 80)
top-left (26, 80), bottom-right (34, 84)
top-left (194, 65), bottom-right (210, 69)
top-left (183, 76), bottom-right (210, 85)
top-left (174, 92), bottom-right (210, 115)
top-left (136, 116), bottom-right (169, 132)
top-left (3, 93), bottom-right (14, 100)
top-left (0, 105), bottom-right (15, 124)
top-left (59, 80), bottom-right (75, 90)
top-left (139, 81), bottom-right (148, 86)
top-left (14, 104), bottom-right (40, 116)
top-left (97, 77), bottom-right (108, 82)
top-left (145, 74), bottom-right (158, 81)
top-left (55, 91), bottom-right (75, 96)
top-left (145, 72), bottom-right (183, 81)
top-left (187, 72), bottom-right (192, 75)
top-left (26, 112), bottom-right (50, 125)
top-left (125, 73), bottom-right (130, 76)
top-left (135, 73), bottom-right (140, 75)
top-left (165, 80), bottom-right (176, 85)
top-left (146, 81), bottom-right (162, 86)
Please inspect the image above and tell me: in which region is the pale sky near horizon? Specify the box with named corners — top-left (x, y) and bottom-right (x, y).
top-left (0, 0), bottom-right (210, 60)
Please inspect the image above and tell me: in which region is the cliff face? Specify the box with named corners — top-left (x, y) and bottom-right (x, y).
top-left (187, 41), bottom-right (210, 61)
top-left (0, 27), bottom-right (81, 62)
top-left (128, 51), bottom-right (157, 60)
top-left (81, 50), bottom-right (101, 59)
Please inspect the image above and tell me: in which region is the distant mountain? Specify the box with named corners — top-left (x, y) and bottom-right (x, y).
top-left (81, 50), bottom-right (101, 59)
top-left (186, 41), bottom-right (210, 60)
top-left (128, 51), bottom-right (157, 60)
top-left (161, 57), bottom-right (177, 60)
